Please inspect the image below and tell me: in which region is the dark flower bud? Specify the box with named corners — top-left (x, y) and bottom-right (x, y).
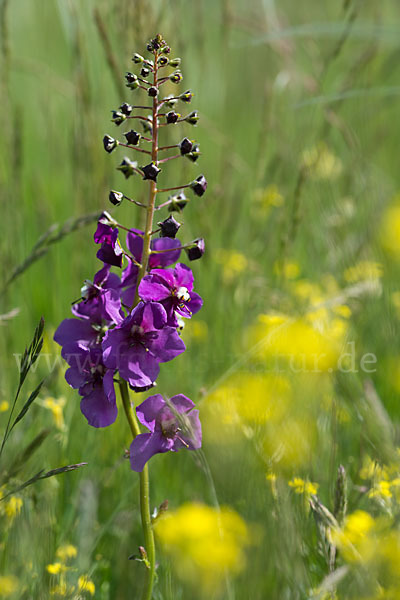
top-left (163, 95), bottom-right (178, 108)
top-left (125, 72), bottom-right (139, 90)
top-left (141, 66), bottom-right (150, 78)
top-left (148, 86), bottom-right (158, 98)
top-left (152, 34), bottom-right (162, 50)
top-left (147, 42), bottom-right (154, 52)
top-left (141, 120), bottom-right (153, 135)
top-left (184, 111), bottom-right (199, 125)
top-left (190, 175), bottom-right (207, 196)
top-left (185, 238), bottom-right (205, 261)
top-left (103, 135), bottom-right (118, 153)
top-left (158, 215), bottom-right (181, 238)
top-left (169, 57), bottom-right (181, 68)
top-left (186, 143), bottom-right (200, 162)
top-left (117, 157), bottom-right (138, 179)
top-left (124, 130), bottom-right (141, 146)
top-left (99, 210), bottom-right (118, 227)
top-left (166, 111), bottom-right (180, 124)
top-left (179, 137), bottom-right (193, 155)
top-left (109, 190), bottom-right (124, 206)
top-left (168, 192), bottom-right (189, 212)
top-left (132, 53), bottom-right (144, 64)
top-left (179, 90), bottom-right (193, 103)
top-left (161, 45), bottom-right (171, 54)
top-left (170, 71), bottom-right (183, 84)
top-left (120, 102), bottom-right (133, 116)
top-left (158, 56), bottom-right (169, 67)
top-left (111, 110), bottom-right (126, 126)
top-left (142, 162), bottom-right (161, 182)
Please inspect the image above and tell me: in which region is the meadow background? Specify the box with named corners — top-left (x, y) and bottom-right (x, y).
top-left (2, 0), bottom-right (400, 598)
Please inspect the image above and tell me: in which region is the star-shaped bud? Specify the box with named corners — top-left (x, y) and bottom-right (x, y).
top-left (120, 103), bottom-right (133, 116)
top-left (179, 90), bottom-right (193, 103)
top-left (169, 58), bottom-right (181, 68)
top-left (117, 157), bottom-right (138, 179)
top-left (190, 175), bottom-right (207, 196)
top-left (168, 193), bottom-right (189, 213)
top-left (179, 137), bottom-right (193, 155)
top-left (184, 111), bottom-right (199, 125)
top-left (166, 111), bottom-right (180, 124)
top-left (185, 238), bottom-right (205, 261)
top-left (124, 130), bottom-right (141, 146)
top-left (103, 135), bottom-right (118, 153)
top-left (125, 72), bottom-right (139, 90)
top-left (141, 66), bottom-right (151, 78)
top-left (109, 190), bottom-right (124, 206)
top-left (170, 71), bottom-right (183, 84)
top-left (132, 53), bottom-right (144, 64)
top-left (186, 143), bottom-right (200, 163)
top-left (158, 216), bottom-right (181, 238)
top-left (148, 86), bottom-right (158, 98)
top-left (142, 162), bottom-right (161, 182)
top-left (111, 110), bottom-right (126, 126)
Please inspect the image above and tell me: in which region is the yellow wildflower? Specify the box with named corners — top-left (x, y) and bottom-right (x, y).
top-left (78, 575), bottom-right (95, 596)
top-left (49, 582), bottom-right (68, 596)
top-left (288, 477), bottom-right (319, 496)
top-left (0, 401), bottom-right (9, 413)
top-left (302, 143), bottom-right (342, 180)
top-left (274, 260), bottom-right (300, 280)
top-left (344, 261), bottom-right (383, 283)
top-left (155, 502), bottom-right (250, 591)
top-left (368, 480), bottom-right (392, 500)
top-left (0, 576), bottom-right (19, 596)
top-left (56, 544), bottom-right (77, 562)
top-left (380, 199), bottom-right (400, 258)
top-left (215, 249), bottom-right (248, 284)
top-left (46, 563), bottom-right (65, 575)
top-left (331, 510), bottom-right (375, 562)
top-left (254, 184), bottom-right (284, 216)
top-left (41, 396), bottom-right (66, 431)
top-left (5, 497), bottom-right (22, 520)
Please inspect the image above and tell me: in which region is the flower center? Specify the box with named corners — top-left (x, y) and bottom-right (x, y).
top-left (176, 286), bottom-right (190, 302)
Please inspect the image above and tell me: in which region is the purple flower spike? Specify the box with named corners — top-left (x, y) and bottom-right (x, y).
top-left (121, 229), bottom-right (181, 306)
top-left (94, 218), bottom-right (123, 268)
top-left (139, 263), bottom-right (202, 327)
top-left (130, 393), bottom-right (202, 472)
top-left (102, 301), bottom-right (185, 390)
top-left (62, 344), bottom-right (117, 428)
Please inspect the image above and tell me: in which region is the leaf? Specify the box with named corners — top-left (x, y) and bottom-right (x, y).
top-left (10, 380), bottom-right (44, 431)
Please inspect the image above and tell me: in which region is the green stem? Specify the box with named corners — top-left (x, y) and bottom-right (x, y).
top-left (119, 379), bottom-right (156, 600)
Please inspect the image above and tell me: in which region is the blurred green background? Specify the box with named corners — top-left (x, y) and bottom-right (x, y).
top-left (2, 0), bottom-right (400, 598)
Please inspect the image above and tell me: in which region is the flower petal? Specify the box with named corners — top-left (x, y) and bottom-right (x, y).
top-left (136, 394), bottom-right (165, 431)
top-left (130, 432), bottom-right (172, 472)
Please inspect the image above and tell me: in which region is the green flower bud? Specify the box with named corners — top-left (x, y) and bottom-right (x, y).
top-left (125, 72), bottom-right (139, 90)
top-left (184, 111), bottom-right (199, 125)
top-left (169, 71), bottom-right (183, 84)
top-left (169, 57), bottom-right (181, 68)
top-left (179, 90), bottom-right (193, 103)
top-left (158, 56), bottom-right (169, 67)
top-left (111, 111), bottom-right (126, 126)
top-left (117, 157), bottom-right (138, 179)
top-left (132, 53), bottom-right (144, 64)
top-left (168, 192), bottom-right (189, 212)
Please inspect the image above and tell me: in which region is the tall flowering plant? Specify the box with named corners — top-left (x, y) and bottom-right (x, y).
top-left (54, 34), bottom-right (206, 599)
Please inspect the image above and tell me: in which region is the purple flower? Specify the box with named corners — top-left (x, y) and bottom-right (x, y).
top-left (130, 393), bottom-right (202, 472)
top-left (139, 263), bottom-right (202, 327)
top-left (72, 265), bottom-right (124, 325)
top-left (94, 218), bottom-right (123, 268)
top-left (62, 344), bottom-right (117, 428)
top-left (121, 229), bottom-right (181, 306)
top-left (102, 301), bottom-right (185, 390)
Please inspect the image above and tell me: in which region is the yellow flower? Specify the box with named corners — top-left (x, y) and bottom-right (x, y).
top-left (274, 260), bottom-right (300, 280)
top-left (254, 184), bottom-right (284, 216)
top-left (46, 563), bottom-right (65, 575)
top-left (5, 497), bottom-right (22, 520)
top-left (331, 510), bottom-right (375, 563)
top-left (78, 575), bottom-right (95, 596)
top-left (49, 582), bottom-right (68, 596)
top-left (344, 261), bottom-right (383, 283)
top-left (155, 502), bottom-right (250, 591)
top-left (368, 480), bottom-right (392, 500)
top-left (56, 544), bottom-right (77, 562)
top-left (41, 396), bottom-right (66, 431)
top-left (288, 477), bottom-right (319, 496)
top-left (302, 143), bottom-right (342, 180)
top-left (0, 401), bottom-right (9, 413)
top-left (380, 199), bottom-right (400, 258)
top-left (0, 576), bottom-right (19, 597)
top-left (215, 249), bottom-right (248, 284)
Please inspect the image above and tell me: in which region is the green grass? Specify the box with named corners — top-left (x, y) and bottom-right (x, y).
top-left (2, 0), bottom-right (400, 598)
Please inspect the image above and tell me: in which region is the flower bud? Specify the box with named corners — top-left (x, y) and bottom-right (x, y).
top-left (132, 53), bottom-right (144, 64)
top-left (117, 157), bottom-right (138, 179)
top-left (109, 190), bottom-right (124, 206)
top-left (163, 95), bottom-right (178, 108)
top-left (186, 143), bottom-right (200, 162)
top-left (158, 215), bottom-right (181, 238)
top-left (179, 137), bottom-right (193, 155)
top-left (184, 110), bottom-right (199, 125)
top-left (142, 162), bottom-right (161, 182)
top-left (190, 175), bottom-right (207, 196)
top-left (103, 135), bottom-right (118, 153)
top-left (141, 120), bottom-right (153, 135)
top-left (185, 238), bottom-right (205, 261)
top-left (111, 110), bottom-right (126, 126)
top-left (169, 57), bottom-right (181, 68)
top-left (179, 90), bottom-right (193, 103)
top-left (161, 45), bottom-right (171, 54)
top-left (148, 86), bottom-right (158, 98)
top-left (158, 56), bottom-right (169, 67)
top-left (125, 72), bottom-right (139, 90)
top-left (152, 34), bottom-right (163, 50)
top-left (120, 102), bottom-right (133, 116)
top-left (169, 71), bottom-right (183, 84)
top-left (147, 42), bottom-right (154, 52)
top-left (168, 192), bottom-right (189, 212)
top-left (124, 130), bottom-right (141, 146)
top-left (99, 210), bottom-right (118, 227)
top-left (166, 111), bottom-right (180, 124)
top-left (141, 66), bottom-right (151, 78)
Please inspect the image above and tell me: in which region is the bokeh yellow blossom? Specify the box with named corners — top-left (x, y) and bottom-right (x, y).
top-left (0, 576), bottom-right (19, 597)
top-left (288, 477), bottom-right (319, 495)
top-left (41, 396), bottom-right (66, 431)
top-left (331, 510), bottom-right (375, 563)
top-left (215, 249), bottom-right (248, 284)
top-left (0, 401), bottom-right (9, 413)
top-left (46, 563), bottom-right (66, 575)
top-left (302, 143), bottom-right (343, 180)
top-left (78, 575), bottom-right (95, 596)
top-left (380, 198), bottom-right (400, 258)
top-left (4, 497), bottom-right (23, 521)
top-left (344, 261), bottom-right (383, 283)
top-left (155, 502), bottom-right (250, 592)
top-left (56, 545), bottom-right (77, 562)
top-left (253, 184), bottom-right (284, 217)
